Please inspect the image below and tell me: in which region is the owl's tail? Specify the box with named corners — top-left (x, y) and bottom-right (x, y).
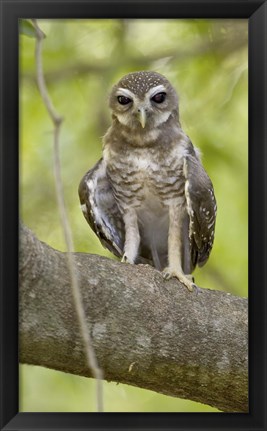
top-left (150, 238), bottom-right (163, 271)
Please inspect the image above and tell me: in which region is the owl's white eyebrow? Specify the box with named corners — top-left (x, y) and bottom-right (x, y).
top-left (147, 85), bottom-right (167, 99)
top-left (116, 88), bottom-right (135, 99)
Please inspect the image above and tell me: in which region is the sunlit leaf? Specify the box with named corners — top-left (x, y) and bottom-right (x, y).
top-left (19, 19), bottom-right (36, 38)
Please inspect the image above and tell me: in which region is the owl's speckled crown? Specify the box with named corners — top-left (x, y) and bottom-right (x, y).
top-left (114, 71), bottom-right (172, 97)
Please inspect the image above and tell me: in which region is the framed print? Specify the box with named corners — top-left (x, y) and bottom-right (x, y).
top-left (0, 0), bottom-right (266, 430)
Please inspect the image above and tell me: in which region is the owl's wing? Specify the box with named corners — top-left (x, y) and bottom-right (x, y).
top-left (183, 152), bottom-right (217, 271)
top-left (78, 158), bottom-right (124, 257)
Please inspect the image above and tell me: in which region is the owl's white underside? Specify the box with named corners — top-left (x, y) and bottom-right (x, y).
top-left (103, 136), bottom-right (189, 268)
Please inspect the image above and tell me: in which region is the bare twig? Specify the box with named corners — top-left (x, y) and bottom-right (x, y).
top-left (31, 19), bottom-right (103, 412)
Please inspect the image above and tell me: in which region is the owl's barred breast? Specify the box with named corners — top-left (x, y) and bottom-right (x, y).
top-left (103, 130), bottom-right (190, 267)
top-left (103, 136), bottom-right (188, 213)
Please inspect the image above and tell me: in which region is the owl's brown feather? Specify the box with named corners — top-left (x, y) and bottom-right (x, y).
top-left (78, 159), bottom-right (124, 257)
top-left (184, 153), bottom-right (217, 268)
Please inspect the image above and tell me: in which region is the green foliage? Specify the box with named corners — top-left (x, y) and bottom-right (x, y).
top-left (20, 19), bottom-right (248, 412)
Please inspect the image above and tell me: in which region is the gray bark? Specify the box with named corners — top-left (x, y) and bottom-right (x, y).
top-left (19, 223), bottom-right (248, 412)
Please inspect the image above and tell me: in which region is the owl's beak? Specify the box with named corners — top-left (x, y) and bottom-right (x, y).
top-left (137, 108), bottom-right (147, 128)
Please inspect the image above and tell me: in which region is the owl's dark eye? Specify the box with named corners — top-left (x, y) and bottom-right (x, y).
top-left (117, 95), bottom-right (132, 105)
top-left (151, 92), bottom-right (166, 103)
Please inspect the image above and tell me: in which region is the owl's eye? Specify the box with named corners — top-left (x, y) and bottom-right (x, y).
top-left (117, 95), bottom-right (132, 105)
top-left (151, 92), bottom-right (166, 103)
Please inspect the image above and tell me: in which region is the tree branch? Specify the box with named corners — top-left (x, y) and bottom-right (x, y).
top-left (19, 222), bottom-right (248, 412)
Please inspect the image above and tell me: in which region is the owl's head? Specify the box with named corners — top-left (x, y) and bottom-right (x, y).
top-left (109, 71), bottom-right (179, 131)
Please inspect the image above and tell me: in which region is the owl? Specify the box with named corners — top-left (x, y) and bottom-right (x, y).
top-left (79, 71), bottom-right (217, 291)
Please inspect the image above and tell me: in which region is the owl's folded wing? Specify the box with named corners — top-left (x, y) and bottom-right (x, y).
top-left (78, 158), bottom-right (125, 257)
top-left (184, 153), bottom-right (217, 270)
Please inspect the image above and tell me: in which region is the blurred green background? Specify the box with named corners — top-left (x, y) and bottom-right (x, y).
top-left (19, 19), bottom-right (248, 412)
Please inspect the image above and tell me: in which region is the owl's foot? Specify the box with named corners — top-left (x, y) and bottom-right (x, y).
top-left (121, 253), bottom-right (134, 264)
top-left (162, 268), bottom-right (196, 292)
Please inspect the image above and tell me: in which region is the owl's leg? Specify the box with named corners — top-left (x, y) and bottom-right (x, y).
top-left (121, 210), bottom-right (140, 264)
top-left (163, 204), bottom-right (196, 292)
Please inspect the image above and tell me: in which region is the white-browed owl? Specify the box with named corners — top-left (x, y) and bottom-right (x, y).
top-left (79, 71), bottom-right (217, 291)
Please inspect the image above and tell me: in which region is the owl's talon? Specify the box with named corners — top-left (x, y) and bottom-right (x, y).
top-left (121, 254), bottom-right (129, 263)
top-left (193, 284), bottom-right (202, 295)
top-left (162, 268), bottom-right (173, 280)
top-left (162, 268), bottom-right (194, 292)
top-left (121, 254), bottom-right (135, 264)
top-left (163, 271), bottom-right (171, 280)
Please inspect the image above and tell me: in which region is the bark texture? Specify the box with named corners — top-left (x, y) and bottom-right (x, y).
top-left (19, 223), bottom-right (248, 412)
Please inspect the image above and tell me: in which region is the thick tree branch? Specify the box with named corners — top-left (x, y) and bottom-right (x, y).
top-left (19, 223), bottom-right (248, 412)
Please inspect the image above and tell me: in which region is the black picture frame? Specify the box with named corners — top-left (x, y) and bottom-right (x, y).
top-left (0, 0), bottom-right (266, 430)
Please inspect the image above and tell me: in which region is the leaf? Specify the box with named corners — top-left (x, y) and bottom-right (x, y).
top-left (19, 19), bottom-right (36, 38)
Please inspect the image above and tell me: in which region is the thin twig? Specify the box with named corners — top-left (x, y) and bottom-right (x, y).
top-left (31, 19), bottom-right (103, 412)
